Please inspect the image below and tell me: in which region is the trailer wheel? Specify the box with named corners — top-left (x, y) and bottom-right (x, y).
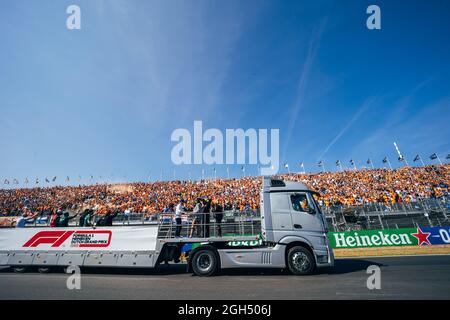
top-left (287, 246), bottom-right (315, 275)
top-left (37, 267), bottom-right (51, 273)
top-left (12, 267), bottom-right (27, 273)
top-left (191, 248), bottom-right (219, 277)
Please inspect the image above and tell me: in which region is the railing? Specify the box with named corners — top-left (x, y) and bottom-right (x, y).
top-left (156, 212), bottom-right (261, 239)
top-left (323, 197), bottom-right (450, 232)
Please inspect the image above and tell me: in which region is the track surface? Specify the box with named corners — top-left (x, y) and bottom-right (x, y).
top-left (0, 255), bottom-right (449, 299)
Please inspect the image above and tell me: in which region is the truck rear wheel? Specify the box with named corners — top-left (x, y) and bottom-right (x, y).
top-left (191, 248), bottom-right (219, 277)
top-left (287, 246), bottom-right (316, 275)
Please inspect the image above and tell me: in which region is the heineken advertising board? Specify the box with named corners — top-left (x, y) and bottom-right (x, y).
top-left (206, 227), bottom-right (450, 249)
top-left (329, 226), bottom-right (450, 248)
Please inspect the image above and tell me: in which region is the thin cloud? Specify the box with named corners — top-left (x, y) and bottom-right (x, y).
top-left (318, 97), bottom-right (375, 160)
top-left (282, 18), bottom-right (328, 161)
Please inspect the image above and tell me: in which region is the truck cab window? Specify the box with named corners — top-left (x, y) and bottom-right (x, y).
top-left (290, 194), bottom-right (315, 214)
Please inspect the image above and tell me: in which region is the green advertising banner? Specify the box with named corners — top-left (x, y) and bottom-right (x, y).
top-left (329, 228), bottom-right (420, 248)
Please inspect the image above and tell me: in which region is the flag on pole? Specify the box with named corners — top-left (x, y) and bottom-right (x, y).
top-left (4, 179), bottom-right (9, 185)
top-left (35, 178), bottom-right (39, 184)
top-left (446, 154), bottom-right (450, 160)
top-left (335, 160), bottom-right (340, 167)
top-left (382, 157), bottom-right (388, 163)
top-left (300, 162), bottom-right (304, 168)
top-left (430, 153), bottom-right (438, 160)
top-left (318, 160), bottom-right (324, 167)
top-left (349, 159), bottom-right (354, 166)
top-left (24, 178), bottom-right (29, 184)
top-left (45, 177), bottom-right (50, 183)
top-left (284, 163), bottom-right (289, 169)
top-left (66, 176), bottom-right (70, 182)
top-left (413, 154), bottom-right (420, 162)
top-left (393, 142), bottom-right (408, 165)
top-left (52, 176), bottom-right (57, 182)
top-left (13, 179), bottom-right (19, 184)
top-left (367, 159), bottom-right (372, 165)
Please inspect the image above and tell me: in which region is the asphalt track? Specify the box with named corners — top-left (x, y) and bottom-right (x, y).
top-left (0, 255), bottom-right (449, 299)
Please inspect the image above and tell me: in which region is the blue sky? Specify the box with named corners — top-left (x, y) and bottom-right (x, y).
top-left (0, 0), bottom-right (449, 187)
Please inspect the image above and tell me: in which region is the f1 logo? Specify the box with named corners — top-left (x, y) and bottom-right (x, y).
top-left (23, 231), bottom-right (74, 247)
top-left (22, 230), bottom-right (112, 248)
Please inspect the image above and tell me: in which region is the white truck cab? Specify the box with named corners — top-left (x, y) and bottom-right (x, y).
top-left (197, 177), bottom-right (334, 276)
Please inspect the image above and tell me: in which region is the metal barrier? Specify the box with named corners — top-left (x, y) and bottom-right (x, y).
top-left (156, 212), bottom-right (260, 239)
top-left (323, 198), bottom-right (450, 232)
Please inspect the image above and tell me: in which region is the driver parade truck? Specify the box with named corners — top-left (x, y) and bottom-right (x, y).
top-left (0, 177), bottom-right (334, 276)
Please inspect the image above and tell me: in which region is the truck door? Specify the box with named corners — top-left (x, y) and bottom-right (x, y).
top-left (289, 193), bottom-right (325, 232)
top-left (269, 193), bottom-right (293, 231)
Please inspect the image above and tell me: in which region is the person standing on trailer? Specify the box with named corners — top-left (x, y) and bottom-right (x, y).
top-left (190, 198), bottom-right (204, 238)
top-left (212, 200), bottom-right (223, 237)
top-left (174, 199), bottom-right (186, 238)
top-left (202, 198), bottom-right (211, 238)
top-left (15, 209), bottom-right (39, 228)
top-left (59, 211), bottom-right (79, 227)
top-left (50, 210), bottom-right (63, 227)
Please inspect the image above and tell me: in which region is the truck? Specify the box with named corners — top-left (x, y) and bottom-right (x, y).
top-left (0, 177), bottom-right (334, 276)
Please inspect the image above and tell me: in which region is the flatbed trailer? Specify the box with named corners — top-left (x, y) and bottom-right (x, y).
top-left (0, 177), bottom-right (334, 276)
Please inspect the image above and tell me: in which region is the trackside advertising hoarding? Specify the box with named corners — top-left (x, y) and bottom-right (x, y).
top-left (329, 226), bottom-right (450, 248)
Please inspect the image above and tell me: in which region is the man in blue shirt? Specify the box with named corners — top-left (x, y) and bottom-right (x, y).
top-left (15, 211), bottom-right (39, 228)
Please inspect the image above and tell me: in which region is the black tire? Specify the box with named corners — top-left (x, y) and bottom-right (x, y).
top-left (191, 248), bottom-right (219, 277)
top-left (12, 267), bottom-right (27, 273)
top-left (37, 267), bottom-right (51, 273)
top-left (287, 246), bottom-right (316, 275)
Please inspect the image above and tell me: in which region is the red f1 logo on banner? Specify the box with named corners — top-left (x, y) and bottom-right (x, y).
top-left (23, 230), bottom-right (112, 248)
top-left (23, 231), bottom-right (74, 247)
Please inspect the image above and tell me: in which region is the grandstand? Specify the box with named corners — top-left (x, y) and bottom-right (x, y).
top-left (0, 164), bottom-right (449, 231)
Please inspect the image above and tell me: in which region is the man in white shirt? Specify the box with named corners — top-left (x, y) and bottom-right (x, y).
top-left (174, 199), bottom-right (186, 237)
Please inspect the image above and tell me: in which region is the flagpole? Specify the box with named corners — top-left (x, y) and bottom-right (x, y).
top-left (420, 157), bottom-right (425, 167)
top-left (437, 155), bottom-right (443, 165)
top-left (386, 158), bottom-right (392, 170)
top-left (394, 142), bottom-right (408, 166)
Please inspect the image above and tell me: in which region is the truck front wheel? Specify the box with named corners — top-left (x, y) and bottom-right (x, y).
top-left (191, 248), bottom-right (219, 277)
top-left (287, 246), bottom-right (316, 275)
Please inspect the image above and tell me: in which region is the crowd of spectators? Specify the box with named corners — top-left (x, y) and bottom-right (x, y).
top-left (0, 165), bottom-right (448, 221)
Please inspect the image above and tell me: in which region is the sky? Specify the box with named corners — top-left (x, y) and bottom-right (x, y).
top-left (0, 0), bottom-right (449, 187)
